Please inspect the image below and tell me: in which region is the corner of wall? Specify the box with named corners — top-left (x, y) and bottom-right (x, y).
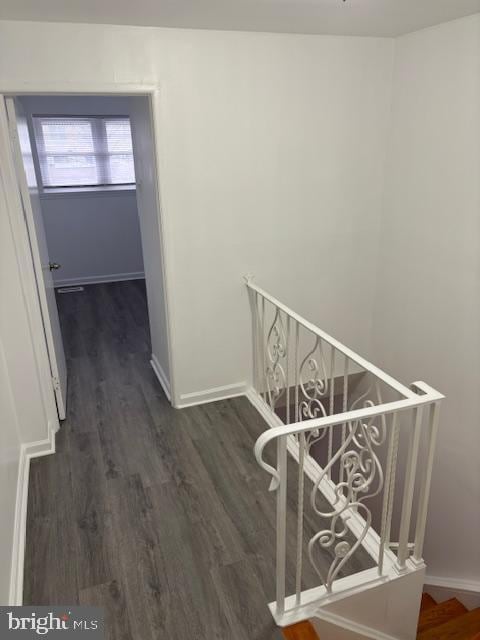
top-left (150, 353), bottom-right (171, 403)
top-left (9, 421), bottom-right (56, 606)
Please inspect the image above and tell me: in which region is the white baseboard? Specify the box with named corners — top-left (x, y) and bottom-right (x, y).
top-left (245, 386), bottom-right (283, 428)
top-left (150, 354), bottom-right (171, 402)
top-left (176, 381), bottom-right (247, 409)
top-left (54, 271), bottom-right (145, 288)
top-left (9, 422), bottom-right (56, 606)
top-left (313, 606), bottom-right (400, 640)
top-left (424, 574), bottom-right (480, 609)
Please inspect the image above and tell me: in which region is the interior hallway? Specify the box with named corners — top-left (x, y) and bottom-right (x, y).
top-left (23, 280), bottom-right (371, 639)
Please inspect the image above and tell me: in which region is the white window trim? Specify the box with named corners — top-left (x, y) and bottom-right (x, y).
top-left (38, 184), bottom-right (137, 200)
top-left (32, 114), bottom-right (136, 192)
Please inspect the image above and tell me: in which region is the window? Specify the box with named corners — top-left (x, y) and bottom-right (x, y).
top-left (32, 115), bottom-right (136, 189)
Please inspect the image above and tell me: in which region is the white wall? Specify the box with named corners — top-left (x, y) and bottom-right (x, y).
top-left (20, 95), bottom-right (144, 286)
top-left (153, 31), bottom-right (394, 405)
top-left (0, 21), bottom-right (394, 404)
top-left (373, 15), bottom-right (480, 588)
top-left (38, 189), bottom-right (143, 286)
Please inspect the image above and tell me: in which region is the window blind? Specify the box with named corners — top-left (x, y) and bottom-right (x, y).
top-left (32, 115), bottom-right (136, 188)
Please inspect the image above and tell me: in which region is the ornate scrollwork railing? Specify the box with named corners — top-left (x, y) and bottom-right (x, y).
top-left (246, 277), bottom-right (444, 623)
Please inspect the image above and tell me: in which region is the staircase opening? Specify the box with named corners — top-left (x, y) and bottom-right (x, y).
top-left (246, 277), bottom-right (444, 638)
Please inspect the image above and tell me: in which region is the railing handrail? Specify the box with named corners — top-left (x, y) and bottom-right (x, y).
top-left (254, 380), bottom-right (444, 491)
top-left (245, 276), bottom-right (418, 400)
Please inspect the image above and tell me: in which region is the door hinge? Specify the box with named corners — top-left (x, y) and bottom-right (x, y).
top-left (52, 376), bottom-right (60, 392)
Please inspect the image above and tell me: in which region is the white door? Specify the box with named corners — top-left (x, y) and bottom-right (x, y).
top-left (5, 97), bottom-right (67, 420)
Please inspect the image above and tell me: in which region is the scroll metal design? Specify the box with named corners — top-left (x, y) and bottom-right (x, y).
top-left (307, 385), bottom-right (387, 592)
top-left (265, 307), bottom-right (287, 413)
top-left (298, 335), bottom-right (330, 424)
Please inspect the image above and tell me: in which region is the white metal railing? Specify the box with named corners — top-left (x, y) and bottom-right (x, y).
top-left (245, 277), bottom-right (444, 623)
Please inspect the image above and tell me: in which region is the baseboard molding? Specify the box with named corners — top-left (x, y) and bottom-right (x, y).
top-left (313, 606), bottom-right (400, 640)
top-left (54, 272), bottom-right (145, 288)
top-left (424, 574), bottom-right (480, 609)
top-left (150, 354), bottom-right (171, 402)
top-left (9, 422), bottom-right (56, 606)
top-left (245, 386), bottom-right (283, 428)
top-left (176, 381), bottom-right (247, 409)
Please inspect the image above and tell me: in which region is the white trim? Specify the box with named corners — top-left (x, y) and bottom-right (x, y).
top-left (271, 564), bottom-right (424, 633)
top-left (246, 386), bottom-right (282, 428)
top-left (423, 574), bottom-right (480, 610)
top-left (150, 354), bottom-right (171, 402)
top-left (313, 608), bottom-right (400, 640)
top-left (9, 422), bottom-right (56, 606)
top-left (149, 90), bottom-right (177, 407)
top-left (177, 381), bottom-right (247, 409)
top-left (1, 83), bottom-right (158, 97)
top-left (54, 272), bottom-right (145, 288)
top-left (270, 567), bottom-right (388, 626)
top-left (425, 574), bottom-right (480, 594)
top-left (39, 186), bottom-right (136, 200)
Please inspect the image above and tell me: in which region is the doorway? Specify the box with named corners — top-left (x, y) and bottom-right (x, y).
top-left (4, 93), bottom-right (173, 421)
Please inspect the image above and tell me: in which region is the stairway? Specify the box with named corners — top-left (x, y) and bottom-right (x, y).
top-left (281, 594), bottom-right (480, 640)
top-left (282, 621), bottom-right (319, 639)
top-left (418, 593), bottom-right (480, 639)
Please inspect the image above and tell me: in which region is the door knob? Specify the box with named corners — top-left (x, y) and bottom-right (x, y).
top-left (49, 262), bottom-right (61, 271)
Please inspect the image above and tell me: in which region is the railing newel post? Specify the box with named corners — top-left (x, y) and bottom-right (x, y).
top-left (328, 346), bottom-right (335, 477)
top-left (276, 434), bottom-right (288, 617)
top-left (295, 432), bottom-right (306, 606)
top-left (397, 405), bottom-right (423, 570)
top-left (286, 314), bottom-right (290, 425)
top-left (412, 401), bottom-right (441, 564)
top-left (339, 355), bottom-right (349, 485)
top-left (294, 322), bottom-right (299, 424)
top-left (261, 295), bottom-right (266, 402)
top-left (378, 411), bottom-right (399, 575)
top-left (251, 290), bottom-right (259, 392)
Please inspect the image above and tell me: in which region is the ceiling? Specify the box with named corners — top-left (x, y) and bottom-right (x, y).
top-left (0, 0), bottom-right (479, 37)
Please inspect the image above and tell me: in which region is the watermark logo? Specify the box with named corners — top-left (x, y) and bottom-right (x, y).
top-left (0, 607), bottom-right (104, 638)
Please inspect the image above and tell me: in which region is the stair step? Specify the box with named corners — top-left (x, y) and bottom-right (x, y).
top-left (421, 593), bottom-right (438, 612)
top-left (418, 599), bottom-right (468, 633)
top-left (418, 608), bottom-right (480, 640)
top-left (282, 620), bottom-right (319, 639)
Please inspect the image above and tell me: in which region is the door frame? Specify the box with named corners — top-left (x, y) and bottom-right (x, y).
top-left (0, 83), bottom-right (177, 419)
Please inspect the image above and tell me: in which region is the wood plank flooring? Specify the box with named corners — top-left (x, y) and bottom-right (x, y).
top-left (24, 281), bottom-right (372, 639)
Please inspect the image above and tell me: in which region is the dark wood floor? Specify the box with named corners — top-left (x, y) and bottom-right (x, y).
top-left (24, 280), bottom-right (371, 639)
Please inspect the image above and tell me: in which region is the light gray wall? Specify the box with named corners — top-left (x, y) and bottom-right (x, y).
top-left (20, 96), bottom-right (144, 286)
top-left (373, 14), bottom-right (480, 588)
